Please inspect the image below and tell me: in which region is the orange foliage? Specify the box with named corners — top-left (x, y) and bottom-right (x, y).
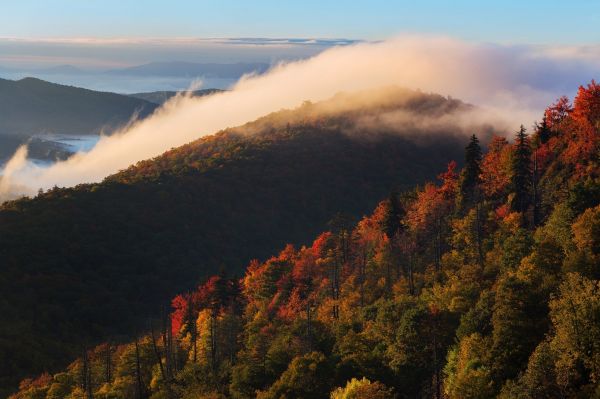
top-left (481, 135), bottom-right (511, 198)
top-left (407, 182), bottom-right (451, 232)
top-left (438, 161), bottom-right (458, 200)
top-left (572, 80), bottom-right (600, 128)
top-left (544, 95), bottom-right (572, 129)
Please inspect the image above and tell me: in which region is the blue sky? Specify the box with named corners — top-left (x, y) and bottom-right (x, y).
top-left (1, 0), bottom-right (599, 43)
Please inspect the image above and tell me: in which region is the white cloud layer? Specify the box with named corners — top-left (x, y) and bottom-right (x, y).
top-left (1, 35), bottom-right (598, 201)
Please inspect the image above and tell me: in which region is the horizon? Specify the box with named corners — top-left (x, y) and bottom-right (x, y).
top-left (2, 1), bottom-right (599, 43)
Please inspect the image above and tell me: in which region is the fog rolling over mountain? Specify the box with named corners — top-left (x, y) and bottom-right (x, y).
top-left (0, 88), bottom-right (482, 393)
top-left (0, 77), bottom-right (158, 161)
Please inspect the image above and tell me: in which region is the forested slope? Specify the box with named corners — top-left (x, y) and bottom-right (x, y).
top-left (9, 81), bottom-right (600, 399)
top-left (0, 88), bottom-right (474, 396)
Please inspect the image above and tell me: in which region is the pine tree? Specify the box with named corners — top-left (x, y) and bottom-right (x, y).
top-left (510, 126), bottom-right (532, 214)
top-left (458, 134), bottom-right (483, 211)
top-left (381, 192), bottom-right (404, 239)
top-left (535, 115), bottom-right (551, 145)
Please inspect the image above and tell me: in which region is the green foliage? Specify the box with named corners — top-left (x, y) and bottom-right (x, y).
top-left (457, 134), bottom-right (483, 211)
top-left (330, 377), bottom-right (394, 399)
top-left (444, 334), bottom-right (494, 399)
top-left (256, 352), bottom-right (334, 399)
top-left (510, 125), bottom-right (532, 214)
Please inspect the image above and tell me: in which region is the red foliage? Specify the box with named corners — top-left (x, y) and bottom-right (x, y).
top-left (407, 182), bottom-right (451, 233)
top-left (311, 232), bottom-right (333, 258)
top-left (495, 204), bottom-right (510, 220)
top-left (170, 293), bottom-right (189, 336)
top-left (481, 135), bottom-right (511, 198)
top-left (545, 95), bottom-right (572, 129)
top-left (171, 275), bottom-right (240, 336)
top-left (18, 373), bottom-right (52, 391)
top-left (437, 161), bottom-right (458, 200)
top-left (572, 80), bottom-right (600, 128)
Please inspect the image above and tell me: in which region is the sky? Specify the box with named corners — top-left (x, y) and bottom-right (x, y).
top-left (0, 1), bottom-right (599, 194)
top-left (1, 0), bottom-right (599, 43)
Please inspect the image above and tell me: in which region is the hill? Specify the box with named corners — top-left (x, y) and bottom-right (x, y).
top-left (8, 81), bottom-right (600, 399)
top-left (0, 88), bottom-right (479, 395)
top-left (128, 88), bottom-right (224, 105)
top-left (0, 77), bottom-right (158, 138)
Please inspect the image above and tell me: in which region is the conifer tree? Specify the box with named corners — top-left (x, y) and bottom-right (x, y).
top-left (535, 115), bottom-right (551, 145)
top-left (510, 126), bottom-right (532, 214)
top-left (381, 192), bottom-right (404, 239)
top-left (458, 134), bottom-right (482, 212)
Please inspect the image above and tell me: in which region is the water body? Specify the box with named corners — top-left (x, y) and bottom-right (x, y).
top-left (0, 134), bottom-right (100, 174)
top-left (39, 134), bottom-right (100, 153)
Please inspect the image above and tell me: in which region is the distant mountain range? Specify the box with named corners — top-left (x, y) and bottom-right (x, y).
top-left (0, 61), bottom-right (270, 78)
top-left (106, 61), bottom-right (270, 78)
top-left (128, 88), bottom-right (225, 104)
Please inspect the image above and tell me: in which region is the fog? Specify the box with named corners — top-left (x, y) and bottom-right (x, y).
top-left (1, 35), bottom-right (598, 201)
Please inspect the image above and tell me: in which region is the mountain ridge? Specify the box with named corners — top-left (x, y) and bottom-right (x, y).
top-left (0, 87), bottom-right (478, 395)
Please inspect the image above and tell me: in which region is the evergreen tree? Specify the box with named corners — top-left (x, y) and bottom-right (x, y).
top-left (381, 192), bottom-right (404, 239)
top-left (510, 126), bottom-right (532, 214)
top-left (535, 115), bottom-right (551, 145)
top-left (458, 134), bottom-right (482, 211)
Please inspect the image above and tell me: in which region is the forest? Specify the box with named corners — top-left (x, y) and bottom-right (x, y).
top-left (9, 80), bottom-right (600, 398)
top-left (0, 88), bottom-right (472, 396)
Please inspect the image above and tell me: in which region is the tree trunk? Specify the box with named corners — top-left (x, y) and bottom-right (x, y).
top-left (134, 336), bottom-right (144, 399)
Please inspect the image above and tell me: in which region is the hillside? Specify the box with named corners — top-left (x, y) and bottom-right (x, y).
top-left (128, 89), bottom-right (224, 105)
top-left (0, 77), bottom-right (158, 137)
top-left (9, 81), bottom-right (600, 399)
top-left (0, 88), bottom-right (479, 395)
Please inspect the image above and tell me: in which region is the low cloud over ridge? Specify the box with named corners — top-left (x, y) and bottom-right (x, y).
top-left (1, 35), bottom-right (598, 200)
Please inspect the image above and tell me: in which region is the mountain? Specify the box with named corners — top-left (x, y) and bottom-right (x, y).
top-left (0, 77), bottom-right (158, 138)
top-left (128, 88), bottom-right (225, 105)
top-left (106, 61), bottom-right (270, 78)
top-left (34, 64), bottom-right (89, 75)
top-left (7, 81), bottom-right (600, 399)
top-left (0, 88), bottom-right (479, 395)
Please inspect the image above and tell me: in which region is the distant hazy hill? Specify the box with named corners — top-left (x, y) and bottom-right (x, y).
top-left (0, 88), bottom-right (477, 394)
top-left (107, 61), bottom-right (269, 78)
top-left (0, 77), bottom-right (158, 137)
top-left (128, 88), bottom-right (224, 104)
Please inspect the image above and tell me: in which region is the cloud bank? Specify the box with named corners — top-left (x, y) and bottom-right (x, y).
top-left (1, 35), bottom-right (598, 201)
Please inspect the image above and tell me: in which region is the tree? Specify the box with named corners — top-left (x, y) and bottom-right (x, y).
top-left (380, 193), bottom-right (404, 240)
top-left (256, 352), bottom-right (333, 399)
top-left (330, 378), bottom-right (395, 399)
top-left (544, 96), bottom-right (572, 129)
top-left (549, 273), bottom-right (600, 391)
top-left (535, 115), bottom-right (551, 145)
top-left (498, 340), bottom-right (561, 399)
top-left (510, 126), bottom-right (532, 215)
top-left (444, 334), bottom-right (494, 399)
top-left (572, 80), bottom-right (600, 129)
top-left (490, 274), bottom-right (541, 385)
top-left (458, 135), bottom-right (483, 211)
top-left (480, 136), bottom-right (511, 199)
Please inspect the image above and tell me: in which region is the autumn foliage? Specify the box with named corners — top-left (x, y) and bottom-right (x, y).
top-left (8, 81), bottom-right (600, 399)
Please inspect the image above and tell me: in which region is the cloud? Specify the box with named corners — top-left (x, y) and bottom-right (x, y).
top-left (0, 35), bottom-right (598, 201)
top-left (0, 37), bottom-right (352, 70)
